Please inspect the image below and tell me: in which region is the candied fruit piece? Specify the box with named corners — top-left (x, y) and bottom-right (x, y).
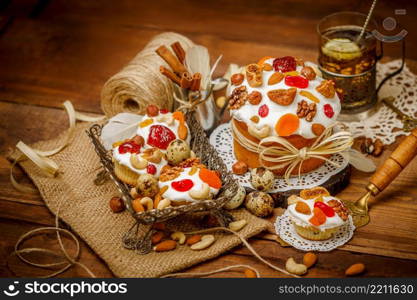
top-left (273, 56), bottom-right (296, 73)
top-left (314, 201), bottom-right (335, 217)
top-left (171, 179), bottom-right (194, 192)
top-left (324, 104), bottom-right (334, 118)
top-left (118, 141), bottom-right (141, 154)
top-left (258, 104), bottom-right (269, 118)
top-left (147, 125), bottom-right (176, 150)
top-left (147, 164), bottom-right (157, 175)
top-left (295, 201), bottom-right (311, 215)
top-left (285, 75), bottom-right (309, 89)
top-left (139, 119), bottom-right (154, 128)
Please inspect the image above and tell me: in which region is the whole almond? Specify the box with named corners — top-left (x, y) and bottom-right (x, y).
top-left (151, 231), bottom-right (165, 245)
top-left (311, 123), bottom-right (325, 136)
top-left (231, 73), bottom-right (244, 86)
top-left (232, 161), bottom-right (248, 175)
top-left (268, 72), bottom-right (284, 85)
top-left (153, 240), bottom-right (177, 252)
top-left (345, 263), bottom-right (365, 276)
top-left (132, 198), bottom-right (145, 212)
top-left (262, 63), bottom-right (273, 71)
top-left (301, 66), bottom-right (316, 80)
top-left (132, 135), bottom-right (145, 146)
top-left (244, 268), bottom-right (258, 278)
top-left (186, 235), bottom-right (202, 246)
top-left (109, 197), bottom-right (125, 213)
top-left (303, 252), bottom-right (317, 268)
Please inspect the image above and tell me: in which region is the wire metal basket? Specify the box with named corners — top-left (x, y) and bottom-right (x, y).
top-left (87, 111), bottom-right (238, 254)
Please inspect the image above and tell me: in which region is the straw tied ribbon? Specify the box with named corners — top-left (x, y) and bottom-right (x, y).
top-left (232, 121), bottom-right (353, 183)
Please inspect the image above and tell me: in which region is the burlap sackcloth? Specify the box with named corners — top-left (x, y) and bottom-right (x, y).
top-left (12, 122), bottom-right (269, 278)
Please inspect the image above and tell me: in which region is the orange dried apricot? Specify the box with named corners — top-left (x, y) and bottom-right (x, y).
top-left (275, 114), bottom-right (300, 137)
top-left (199, 168), bottom-right (222, 189)
top-left (257, 56), bottom-right (273, 66)
top-left (300, 187), bottom-right (330, 199)
top-left (313, 207), bottom-right (326, 225)
top-left (309, 216), bottom-right (321, 226)
top-left (172, 111), bottom-right (185, 124)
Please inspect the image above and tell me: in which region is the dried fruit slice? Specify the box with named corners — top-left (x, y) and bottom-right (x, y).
top-left (283, 71), bottom-right (299, 76)
top-left (199, 168), bottom-right (222, 189)
top-left (258, 104), bottom-right (269, 118)
top-left (299, 90), bottom-right (320, 103)
top-left (267, 88), bottom-right (297, 106)
top-left (171, 179), bottom-right (194, 192)
top-left (231, 73), bottom-right (244, 86)
top-left (316, 80), bottom-right (336, 98)
top-left (257, 56), bottom-right (273, 66)
top-left (295, 201), bottom-right (311, 215)
top-left (118, 141), bottom-right (141, 154)
top-left (268, 72), bottom-right (284, 85)
top-left (285, 75), bottom-right (309, 89)
top-left (273, 56), bottom-right (296, 73)
top-left (139, 118), bottom-right (154, 128)
top-left (147, 125), bottom-right (176, 150)
top-left (309, 207), bottom-right (326, 225)
top-left (314, 201), bottom-right (335, 217)
top-left (300, 187), bottom-right (330, 199)
top-left (275, 114), bottom-right (300, 137)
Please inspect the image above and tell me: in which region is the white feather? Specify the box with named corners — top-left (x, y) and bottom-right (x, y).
top-left (347, 149), bottom-right (376, 173)
top-left (101, 113), bottom-right (143, 150)
top-left (185, 45), bottom-right (211, 87)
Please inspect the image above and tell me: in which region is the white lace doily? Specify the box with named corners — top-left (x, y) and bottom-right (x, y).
top-left (209, 123), bottom-right (349, 192)
top-left (275, 210), bottom-right (355, 252)
top-left (341, 60), bottom-right (417, 145)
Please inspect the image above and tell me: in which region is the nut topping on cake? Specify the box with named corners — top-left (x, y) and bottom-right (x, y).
top-left (178, 157), bottom-right (205, 169)
top-left (231, 73), bottom-right (244, 86)
top-left (228, 86), bottom-right (248, 109)
top-left (300, 66), bottom-right (316, 80)
top-left (248, 91), bottom-right (262, 105)
top-left (297, 100), bottom-right (317, 122)
top-left (245, 64), bottom-right (263, 87)
top-left (311, 123), bottom-right (325, 136)
top-left (316, 80), bottom-right (336, 98)
top-left (327, 199), bottom-right (349, 221)
top-left (159, 165), bottom-right (183, 182)
top-left (267, 88), bottom-right (297, 106)
top-left (268, 72), bottom-right (284, 85)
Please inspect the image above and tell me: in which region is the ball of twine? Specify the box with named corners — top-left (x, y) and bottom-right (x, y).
top-left (101, 32), bottom-right (195, 117)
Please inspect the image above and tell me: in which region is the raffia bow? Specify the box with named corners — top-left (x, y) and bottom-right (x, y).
top-left (231, 121), bottom-right (353, 184)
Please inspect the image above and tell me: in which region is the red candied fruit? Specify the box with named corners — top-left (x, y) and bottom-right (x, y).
top-left (285, 75), bottom-right (309, 89)
top-left (147, 164), bottom-right (156, 175)
top-left (273, 56), bottom-right (296, 73)
top-left (118, 141), bottom-right (141, 154)
top-left (314, 202), bottom-right (335, 217)
top-left (323, 104), bottom-right (334, 118)
top-left (171, 179), bottom-right (194, 192)
top-left (147, 125), bottom-right (176, 150)
top-left (159, 108), bottom-right (169, 114)
top-left (258, 104), bottom-right (269, 118)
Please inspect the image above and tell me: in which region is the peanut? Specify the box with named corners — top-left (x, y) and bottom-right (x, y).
top-left (228, 219), bottom-right (247, 232)
top-left (153, 240), bottom-right (177, 252)
top-left (303, 252), bottom-right (317, 268)
top-left (345, 263), bottom-right (365, 276)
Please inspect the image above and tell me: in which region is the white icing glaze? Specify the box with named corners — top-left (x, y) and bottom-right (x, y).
top-left (159, 168), bottom-right (219, 203)
top-left (287, 196), bottom-right (346, 231)
top-left (228, 58), bottom-right (341, 139)
top-left (112, 149), bottom-right (168, 177)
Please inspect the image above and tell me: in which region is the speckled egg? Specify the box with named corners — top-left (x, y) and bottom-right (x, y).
top-left (245, 191), bottom-right (274, 217)
top-left (224, 185), bottom-right (246, 210)
top-left (136, 173), bottom-right (159, 197)
top-left (166, 139), bottom-right (191, 165)
top-left (250, 167), bottom-right (274, 191)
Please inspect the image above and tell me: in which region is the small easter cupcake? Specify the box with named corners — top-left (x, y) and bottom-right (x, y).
top-left (287, 187), bottom-right (349, 241)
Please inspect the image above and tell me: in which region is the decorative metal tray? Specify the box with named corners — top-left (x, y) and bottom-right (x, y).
top-left (87, 111), bottom-right (239, 253)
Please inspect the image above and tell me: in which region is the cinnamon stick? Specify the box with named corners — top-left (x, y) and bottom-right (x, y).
top-left (160, 66), bottom-right (181, 85)
top-left (180, 72), bottom-right (193, 89)
top-left (190, 73), bottom-right (202, 91)
top-left (171, 41), bottom-right (186, 63)
top-left (155, 45), bottom-right (187, 74)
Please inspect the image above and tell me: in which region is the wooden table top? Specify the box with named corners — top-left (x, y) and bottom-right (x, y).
top-left (1, 0), bottom-right (417, 278)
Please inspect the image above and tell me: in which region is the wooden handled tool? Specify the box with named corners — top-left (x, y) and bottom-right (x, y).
top-left (344, 128), bottom-right (417, 227)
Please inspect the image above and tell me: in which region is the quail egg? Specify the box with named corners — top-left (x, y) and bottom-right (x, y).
top-left (166, 139), bottom-right (191, 165)
top-left (250, 167), bottom-right (274, 191)
top-left (245, 191), bottom-right (274, 217)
